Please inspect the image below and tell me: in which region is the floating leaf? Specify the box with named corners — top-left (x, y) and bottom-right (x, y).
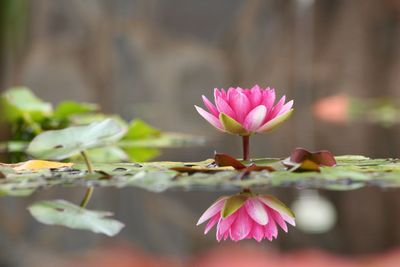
top-left (54, 101), bottom-right (98, 119)
top-left (86, 147), bottom-right (129, 163)
top-left (27, 119), bottom-right (127, 160)
top-left (0, 156), bottom-right (400, 196)
top-left (170, 166), bottom-right (233, 174)
top-left (11, 160), bottom-right (73, 171)
top-left (28, 200), bottom-right (124, 236)
top-left (1, 87), bottom-right (52, 122)
top-left (215, 153), bottom-right (246, 170)
top-left (289, 160), bottom-right (321, 173)
top-left (124, 147), bottom-right (160, 162)
top-left (123, 119), bottom-right (161, 140)
top-left (289, 147), bottom-right (337, 166)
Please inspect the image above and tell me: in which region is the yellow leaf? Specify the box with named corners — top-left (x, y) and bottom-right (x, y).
top-left (11, 160), bottom-right (73, 171)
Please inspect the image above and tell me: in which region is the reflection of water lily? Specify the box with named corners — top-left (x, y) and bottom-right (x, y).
top-left (195, 85), bottom-right (293, 160)
top-left (197, 191), bottom-right (295, 242)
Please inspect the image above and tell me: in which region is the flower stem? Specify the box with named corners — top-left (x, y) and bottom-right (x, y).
top-left (80, 150), bottom-right (94, 208)
top-left (242, 135), bottom-right (250, 161)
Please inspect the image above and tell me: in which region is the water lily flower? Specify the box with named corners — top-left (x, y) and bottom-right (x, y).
top-left (195, 86), bottom-right (293, 160)
top-left (197, 192), bottom-right (295, 242)
top-left (195, 86), bottom-right (293, 136)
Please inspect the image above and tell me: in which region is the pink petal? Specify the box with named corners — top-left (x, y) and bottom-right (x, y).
top-left (266, 95), bottom-right (286, 121)
top-left (214, 88), bottom-right (227, 102)
top-left (197, 197), bottom-right (226, 225)
top-left (264, 210), bottom-right (278, 240)
top-left (223, 231), bottom-right (229, 241)
top-left (226, 87), bottom-right (236, 103)
top-left (243, 105), bottom-right (267, 132)
top-left (229, 91), bottom-right (251, 123)
top-left (256, 109), bottom-right (293, 133)
top-left (202, 95), bottom-right (219, 117)
top-left (204, 213), bottom-right (220, 234)
top-left (229, 208), bottom-right (253, 241)
top-left (249, 85), bottom-right (262, 107)
top-left (244, 197), bottom-right (268, 225)
top-left (278, 100), bottom-right (293, 115)
top-left (261, 88), bottom-right (276, 110)
top-left (271, 209), bottom-right (288, 232)
top-left (215, 96), bottom-right (236, 119)
top-left (216, 212), bottom-right (237, 240)
top-left (257, 195), bottom-right (295, 222)
top-left (251, 223), bottom-right (265, 242)
top-left (282, 214), bottom-right (296, 226)
top-left (194, 106), bottom-right (224, 131)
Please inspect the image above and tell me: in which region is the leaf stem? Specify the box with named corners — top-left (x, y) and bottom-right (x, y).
top-left (242, 136), bottom-right (250, 161)
top-left (79, 187), bottom-right (94, 208)
top-left (81, 150), bottom-right (93, 173)
top-left (80, 150), bottom-right (94, 208)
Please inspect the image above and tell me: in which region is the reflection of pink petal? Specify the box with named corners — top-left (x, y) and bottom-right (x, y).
top-left (216, 213), bottom-right (237, 241)
top-left (244, 197), bottom-right (268, 225)
top-left (197, 197), bottom-right (226, 225)
top-left (198, 193), bottom-right (295, 242)
top-left (204, 214), bottom-right (220, 234)
top-left (229, 208), bottom-right (253, 241)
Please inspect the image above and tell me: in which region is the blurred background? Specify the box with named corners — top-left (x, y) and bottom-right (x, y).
top-left (1, 0), bottom-right (400, 266)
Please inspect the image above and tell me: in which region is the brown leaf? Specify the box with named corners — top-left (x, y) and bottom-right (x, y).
top-left (214, 153), bottom-right (246, 170)
top-left (170, 166), bottom-right (233, 174)
top-left (290, 147), bottom-right (336, 166)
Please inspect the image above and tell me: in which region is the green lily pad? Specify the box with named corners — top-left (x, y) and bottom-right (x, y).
top-left (54, 101), bottom-right (98, 119)
top-left (28, 200), bottom-right (124, 236)
top-left (1, 156), bottom-right (400, 197)
top-left (1, 87), bottom-right (52, 122)
top-left (27, 119), bottom-right (127, 160)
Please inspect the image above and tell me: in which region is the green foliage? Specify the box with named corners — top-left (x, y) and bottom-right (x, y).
top-left (54, 101), bottom-right (98, 119)
top-left (1, 86), bottom-right (52, 122)
top-left (0, 87), bottom-right (204, 162)
top-left (28, 200), bottom-right (124, 236)
top-left (27, 119), bottom-right (127, 160)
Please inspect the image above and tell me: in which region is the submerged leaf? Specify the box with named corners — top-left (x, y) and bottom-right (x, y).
top-left (27, 119), bottom-right (127, 160)
top-left (28, 200), bottom-right (124, 236)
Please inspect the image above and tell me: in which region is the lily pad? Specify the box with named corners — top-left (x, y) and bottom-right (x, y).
top-left (28, 199), bottom-right (124, 236)
top-left (1, 87), bottom-right (52, 122)
top-left (54, 101), bottom-right (98, 119)
top-left (1, 156), bottom-right (400, 196)
top-left (27, 119), bottom-right (127, 160)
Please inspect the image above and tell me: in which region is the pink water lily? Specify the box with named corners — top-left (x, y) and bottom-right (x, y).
top-left (195, 85), bottom-right (294, 136)
top-left (197, 192), bottom-right (295, 242)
